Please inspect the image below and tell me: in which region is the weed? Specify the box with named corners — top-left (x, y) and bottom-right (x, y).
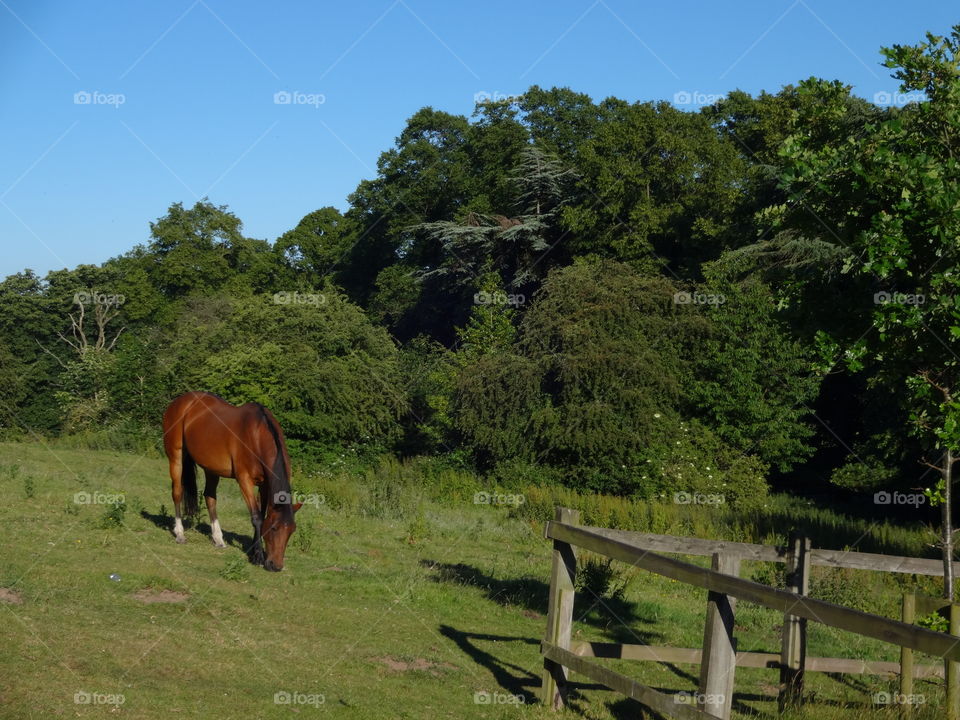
top-left (97, 499), bottom-right (126, 529)
top-left (219, 554), bottom-right (249, 582)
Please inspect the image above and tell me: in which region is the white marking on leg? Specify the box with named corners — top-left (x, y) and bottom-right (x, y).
top-left (211, 519), bottom-right (226, 547)
top-left (174, 516), bottom-right (185, 543)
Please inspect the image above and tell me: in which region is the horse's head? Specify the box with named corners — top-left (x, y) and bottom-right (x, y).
top-left (262, 501), bottom-right (301, 571)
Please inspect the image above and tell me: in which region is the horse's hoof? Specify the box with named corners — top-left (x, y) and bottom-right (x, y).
top-left (175, 536), bottom-right (186, 544)
top-left (213, 541), bottom-right (227, 548)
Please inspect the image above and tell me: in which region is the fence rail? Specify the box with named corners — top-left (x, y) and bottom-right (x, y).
top-left (540, 508), bottom-right (960, 720)
top-left (582, 525), bottom-right (960, 576)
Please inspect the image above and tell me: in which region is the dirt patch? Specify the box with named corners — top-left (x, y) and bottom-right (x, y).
top-left (133, 589), bottom-right (189, 604)
top-left (0, 587), bottom-right (23, 604)
top-left (522, 609), bottom-right (541, 620)
top-left (372, 656), bottom-right (457, 677)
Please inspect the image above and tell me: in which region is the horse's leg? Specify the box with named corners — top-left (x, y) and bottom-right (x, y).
top-left (169, 455), bottom-right (186, 544)
top-left (237, 474), bottom-right (265, 565)
top-left (203, 470), bottom-right (226, 548)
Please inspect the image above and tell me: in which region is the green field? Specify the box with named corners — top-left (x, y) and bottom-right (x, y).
top-left (0, 440), bottom-right (949, 719)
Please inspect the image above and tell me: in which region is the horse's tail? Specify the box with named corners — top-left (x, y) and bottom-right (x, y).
top-left (182, 449), bottom-right (199, 516)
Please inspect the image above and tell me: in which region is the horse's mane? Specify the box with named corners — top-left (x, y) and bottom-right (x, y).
top-left (253, 403), bottom-right (292, 516)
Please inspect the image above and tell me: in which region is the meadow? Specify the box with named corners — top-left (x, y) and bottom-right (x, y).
top-left (0, 439), bottom-right (950, 719)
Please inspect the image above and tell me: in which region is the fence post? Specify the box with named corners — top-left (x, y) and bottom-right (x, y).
top-left (779, 533), bottom-right (811, 711)
top-left (949, 602), bottom-right (960, 720)
top-left (698, 552), bottom-right (740, 720)
top-left (900, 592), bottom-right (915, 717)
top-left (542, 507), bottom-right (579, 710)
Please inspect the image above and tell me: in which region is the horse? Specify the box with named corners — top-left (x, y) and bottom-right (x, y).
top-left (162, 391), bottom-right (301, 571)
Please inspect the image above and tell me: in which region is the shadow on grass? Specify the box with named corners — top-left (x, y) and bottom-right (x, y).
top-left (140, 509), bottom-right (256, 560)
top-left (438, 625), bottom-right (608, 704)
top-left (430, 564), bottom-right (876, 718)
top-left (421, 560), bottom-right (660, 634)
top-left (437, 622), bottom-right (801, 720)
top-left (422, 560), bottom-right (668, 646)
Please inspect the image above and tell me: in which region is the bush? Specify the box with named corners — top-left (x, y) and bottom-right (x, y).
top-left (576, 554), bottom-right (630, 601)
top-left (164, 291), bottom-right (405, 450)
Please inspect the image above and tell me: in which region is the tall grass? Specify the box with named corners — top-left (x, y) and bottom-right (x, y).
top-left (288, 453), bottom-right (938, 563)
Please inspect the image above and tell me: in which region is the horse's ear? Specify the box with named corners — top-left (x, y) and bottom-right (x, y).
top-left (293, 502), bottom-right (303, 513)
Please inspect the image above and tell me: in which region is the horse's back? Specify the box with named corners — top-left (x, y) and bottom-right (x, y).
top-left (164, 392), bottom-right (254, 477)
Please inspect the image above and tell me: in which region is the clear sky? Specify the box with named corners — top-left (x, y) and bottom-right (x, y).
top-left (1, 0), bottom-right (955, 279)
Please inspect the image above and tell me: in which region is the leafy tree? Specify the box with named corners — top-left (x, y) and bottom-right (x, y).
top-left (517, 86), bottom-right (602, 162)
top-left (455, 258), bottom-right (769, 502)
top-left (775, 27), bottom-right (960, 596)
top-left (147, 200), bottom-right (247, 296)
top-left (0, 271), bottom-right (61, 431)
top-left (274, 207), bottom-right (351, 278)
top-left (162, 289), bottom-right (405, 450)
top-left (565, 101), bottom-right (746, 275)
top-left (466, 100), bottom-right (530, 213)
top-left (686, 264), bottom-right (820, 471)
top-left (338, 108), bottom-right (474, 304)
top-left (410, 145), bottom-right (575, 308)
top-left (400, 272), bottom-right (519, 456)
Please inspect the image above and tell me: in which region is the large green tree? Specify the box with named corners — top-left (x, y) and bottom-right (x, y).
top-left (775, 27), bottom-right (960, 596)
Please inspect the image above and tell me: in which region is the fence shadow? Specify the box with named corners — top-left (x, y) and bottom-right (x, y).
top-left (422, 560), bottom-right (664, 645)
top-left (437, 625), bottom-right (543, 702)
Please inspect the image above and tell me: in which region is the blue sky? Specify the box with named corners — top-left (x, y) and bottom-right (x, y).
top-left (1, 0), bottom-right (955, 279)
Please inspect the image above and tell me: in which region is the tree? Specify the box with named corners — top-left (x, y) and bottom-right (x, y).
top-left (421, 145), bottom-right (576, 281)
top-left (161, 289), bottom-right (405, 450)
top-left (564, 100), bottom-right (746, 275)
top-left (0, 271), bottom-right (61, 431)
top-left (454, 258), bottom-right (769, 502)
top-left (686, 263), bottom-right (820, 471)
top-left (517, 86), bottom-right (602, 162)
top-left (776, 27), bottom-right (960, 597)
top-left (147, 200), bottom-right (246, 296)
top-left (274, 207), bottom-right (351, 278)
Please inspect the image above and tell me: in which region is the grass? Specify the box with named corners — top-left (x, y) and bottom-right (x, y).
top-left (0, 439), bottom-right (950, 719)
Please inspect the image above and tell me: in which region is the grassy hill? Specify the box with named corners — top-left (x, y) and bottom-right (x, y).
top-left (0, 440), bottom-right (948, 719)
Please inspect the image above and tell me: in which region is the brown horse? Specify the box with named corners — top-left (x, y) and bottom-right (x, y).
top-left (162, 391), bottom-right (300, 571)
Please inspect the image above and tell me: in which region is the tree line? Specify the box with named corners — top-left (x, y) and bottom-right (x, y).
top-left (2, 28), bottom-right (959, 528)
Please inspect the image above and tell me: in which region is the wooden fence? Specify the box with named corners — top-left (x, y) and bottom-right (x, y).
top-left (541, 507), bottom-right (960, 719)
